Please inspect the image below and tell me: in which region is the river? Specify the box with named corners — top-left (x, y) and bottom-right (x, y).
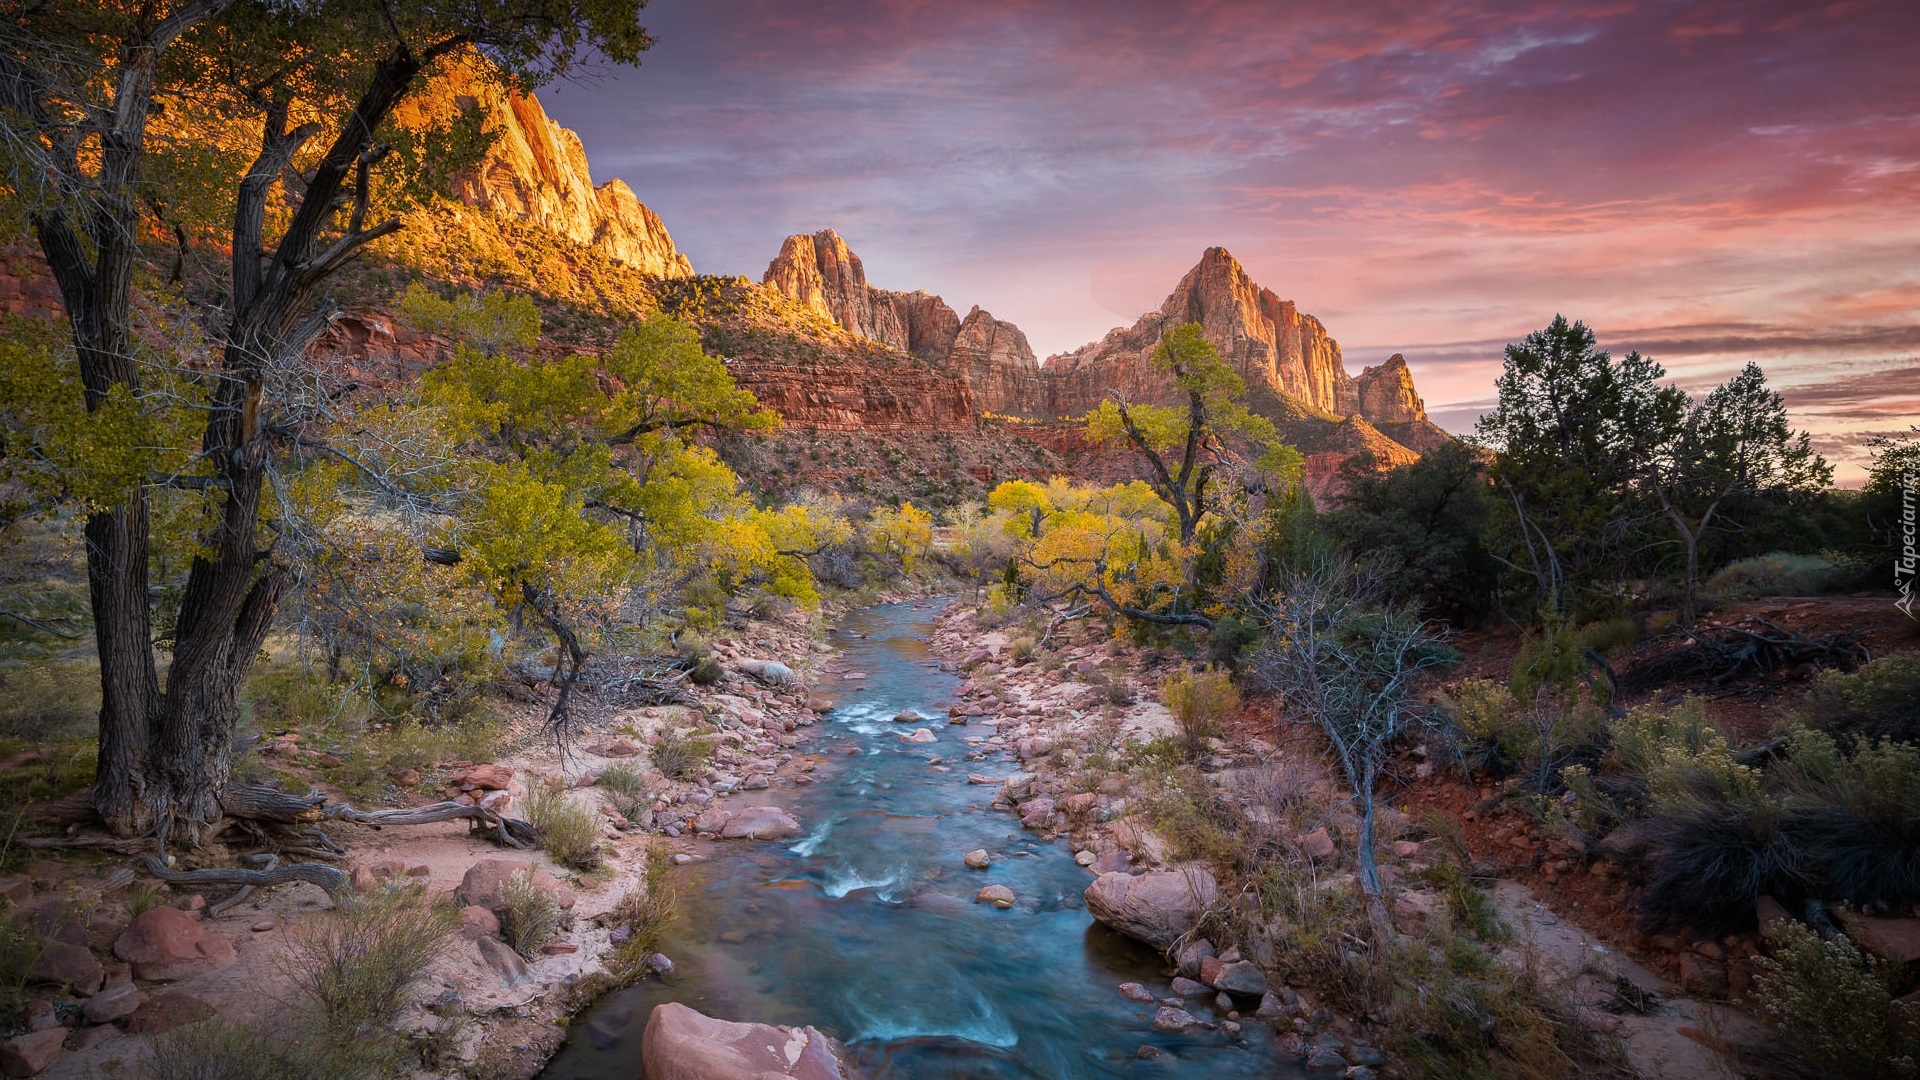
top-left (541, 600), bottom-right (1297, 1078)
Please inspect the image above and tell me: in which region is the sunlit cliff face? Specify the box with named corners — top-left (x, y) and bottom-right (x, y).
top-left (541, 0), bottom-right (1920, 481)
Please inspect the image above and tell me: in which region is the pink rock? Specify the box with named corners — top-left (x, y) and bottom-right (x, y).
top-left (453, 763), bottom-right (514, 791)
top-left (0, 1028), bottom-right (65, 1076)
top-left (1393, 840), bottom-right (1422, 858)
top-left (126, 991), bottom-right (214, 1034)
top-left (454, 860), bottom-right (576, 919)
top-left (1299, 827), bottom-right (1337, 861)
top-left (459, 905), bottom-right (501, 940)
top-left (478, 789), bottom-right (513, 811)
top-left (642, 1001), bottom-right (846, 1080)
top-left (111, 907), bottom-right (236, 982)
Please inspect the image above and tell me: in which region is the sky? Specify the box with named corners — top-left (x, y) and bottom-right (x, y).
top-left (536, 0), bottom-right (1920, 483)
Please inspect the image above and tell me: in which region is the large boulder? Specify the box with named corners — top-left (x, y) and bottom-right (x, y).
top-left (736, 659), bottom-right (798, 687)
top-left (112, 907), bottom-right (236, 982)
top-left (642, 1001), bottom-right (848, 1080)
top-left (1, 1028), bottom-right (64, 1077)
top-left (720, 806), bottom-right (803, 840)
top-left (454, 860), bottom-right (577, 919)
top-left (28, 941), bottom-right (102, 993)
top-left (1083, 869), bottom-right (1218, 951)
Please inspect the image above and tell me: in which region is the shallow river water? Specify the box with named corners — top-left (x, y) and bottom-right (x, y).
top-left (542, 600), bottom-right (1299, 1079)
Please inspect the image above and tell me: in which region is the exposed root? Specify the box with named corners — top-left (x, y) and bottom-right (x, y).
top-left (323, 800), bottom-right (540, 849)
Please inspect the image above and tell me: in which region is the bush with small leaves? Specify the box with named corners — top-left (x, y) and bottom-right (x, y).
top-left (651, 729), bottom-right (712, 781)
top-left (1161, 667), bottom-right (1238, 758)
top-left (1754, 921), bottom-right (1920, 1080)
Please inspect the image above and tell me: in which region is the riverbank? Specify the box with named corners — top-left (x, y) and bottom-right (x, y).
top-left (919, 600), bottom-right (1762, 1080)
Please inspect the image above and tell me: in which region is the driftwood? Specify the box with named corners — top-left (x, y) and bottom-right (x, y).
top-left (139, 851), bottom-right (349, 895)
top-left (1622, 618), bottom-right (1868, 693)
top-left (324, 800), bottom-right (540, 849)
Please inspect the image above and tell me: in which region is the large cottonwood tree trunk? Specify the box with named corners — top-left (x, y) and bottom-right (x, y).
top-left (12, 6), bottom-right (445, 843)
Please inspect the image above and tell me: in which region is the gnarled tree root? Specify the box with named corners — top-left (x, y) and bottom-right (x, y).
top-left (323, 800), bottom-right (541, 849)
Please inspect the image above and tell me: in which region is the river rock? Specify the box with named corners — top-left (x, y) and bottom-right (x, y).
top-left (976, 884), bottom-right (1017, 909)
top-left (720, 806), bottom-right (803, 840)
top-left (1084, 869), bottom-right (1219, 950)
top-left (1074, 850), bottom-right (1097, 866)
top-left (1175, 938), bottom-right (1215, 978)
top-left (1018, 797), bottom-right (1055, 829)
top-left (1118, 982), bottom-right (1156, 1003)
top-left (642, 1001), bottom-right (847, 1080)
top-left (475, 937), bottom-right (533, 987)
top-left (892, 710), bottom-right (922, 722)
top-left (1151, 1006), bottom-right (1198, 1032)
top-left (1212, 960), bottom-right (1269, 996)
top-left (455, 860), bottom-right (576, 918)
top-left (1, 1028), bottom-right (64, 1077)
top-left (28, 941), bottom-right (102, 993)
top-left (691, 806), bottom-right (732, 833)
top-left (1305, 1043), bottom-right (1349, 1069)
top-left (112, 907), bottom-right (236, 982)
top-left (82, 983), bottom-right (143, 1024)
top-left (966, 774), bottom-right (997, 785)
top-left (964, 849), bottom-right (991, 870)
top-left (899, 728), bottom-right (937, 744)
top-left (1170, 976), bottom-right (1211, 997)
top-left (736, 659), bottom-right (798, 687)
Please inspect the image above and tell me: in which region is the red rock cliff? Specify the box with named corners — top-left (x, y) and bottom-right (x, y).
top-left (397, 65), bottom-right (693, 279)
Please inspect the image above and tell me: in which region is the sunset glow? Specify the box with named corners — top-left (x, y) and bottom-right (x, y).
top-left (542, 0), bottom-right (1920, 479)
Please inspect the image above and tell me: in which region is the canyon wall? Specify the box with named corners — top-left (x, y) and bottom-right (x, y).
top-left (399, 65), bottom-right (693, 279)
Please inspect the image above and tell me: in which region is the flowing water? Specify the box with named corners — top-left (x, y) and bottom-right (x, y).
top-left (542, 600), bottom-right (1299, 1078)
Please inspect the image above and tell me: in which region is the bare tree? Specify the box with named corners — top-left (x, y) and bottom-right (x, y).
top-left (1247, 556), bottom-right (1452, 925)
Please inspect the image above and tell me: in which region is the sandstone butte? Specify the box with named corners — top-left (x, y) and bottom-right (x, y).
top-left (0, 64), bottom-right (1448, 491)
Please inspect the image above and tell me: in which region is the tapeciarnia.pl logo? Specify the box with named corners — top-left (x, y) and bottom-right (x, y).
top-left (1899, 466), bottom-right (1916, 620)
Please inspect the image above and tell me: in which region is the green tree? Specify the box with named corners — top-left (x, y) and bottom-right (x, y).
top-left (1476, 316), bottom-right (1685, 616)
top-left (416, 305), bottom-right (782, 734)
top-left (1325, 441), bottom-right (1499, 622)
top-left (0, 0), bottom-right (652, 842)
top-left (1086, 322), bottom-right (1300, 545)
top-left (1643, 363), bottom-right (1830, 625)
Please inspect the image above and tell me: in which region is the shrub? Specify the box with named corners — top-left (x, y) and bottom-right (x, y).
top-left (605, 845), bottom-right (677, 985)
top-left (1796, 654), bottom-right (1920, 745)
top-left (1442, 677), bottom-right (1525, 774)
top-left (688, 657), bottom-right (723, 686)
top-left (1009, 636), bottom-right (1036, 664)
top-left (650, 729), bottom-right (711, 781)
top-left (1773, 731), bottom-right (1920, 910)
top-left (1578, 616), bottom-right (1639, 656)
top-left (1706, 551), bottom-right (1847, 601)
top-left (1754, 921), bottom-right (1920, 1080)
top-left (281, 884), bottom-right (457, 1034)
top-left (599, 762), bottom-right (648, 822)
top-left (144, 1015), bottom-right (395, 1080)
top-left (500, 870), bottom-right (564, 958)
top-left (1161, 667), bottom-right (1239, 757)
top-left (0, 660), bottom-right (100, 741)
top-left (524, 785), bottom-right (603, 871)
top-left (1510, 616), bottom-right (1586, 705)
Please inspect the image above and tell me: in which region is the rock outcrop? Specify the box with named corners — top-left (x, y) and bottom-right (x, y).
top-left (1352, 354), bottom-right (1425, 424)
top-left (763, 230), bottom-right (960, 361)
top-left (642, 1002), bottom-right (849, 1080)
top-left (757, 234), bottom-right (1445, 477)
top-left (399, 63), bottom-right (692, 278)
top-left (1042, 247), bottom-right (1354, 419)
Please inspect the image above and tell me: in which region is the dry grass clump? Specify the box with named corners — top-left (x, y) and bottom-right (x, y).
top-left (149, 884), bottom-right (460, 1080)
top-left (650, 728), bottom-right (712, 781)
top-left (282, 884), bottom-right (459, 1033)
top-left (524, 783), bottom-right (603, 871)
top-left (500, 869), bottom-right (565, 958)
top-left (605, 845), bottom-right (678, 986)
top-left (599, 761), bottom-right (648, 821)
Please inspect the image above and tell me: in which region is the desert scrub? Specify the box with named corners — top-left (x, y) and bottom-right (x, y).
top-left (1755, 921), bottom-right (1920, 1080)
top-left (525, 784), bottom-right (603, 871)
top-left (1706, 551), bottom-right (1847, 601)
top-left (1161, 666), bottom-right (1238, 758)
top-left (650, 728), bottom-right (712, 781)
top-left (0, 659), bottom-right (99, 741)
top-left (281, 884), bottom-right (458, 1034)
top-left (1795, 654), bottom-right (1920, 745)
top-left (599, 761), bottom-right (648, 821)
top-left (501, 869), bottom-right (565, 958)
top-left (605, 845), bottom-right (678, 985)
